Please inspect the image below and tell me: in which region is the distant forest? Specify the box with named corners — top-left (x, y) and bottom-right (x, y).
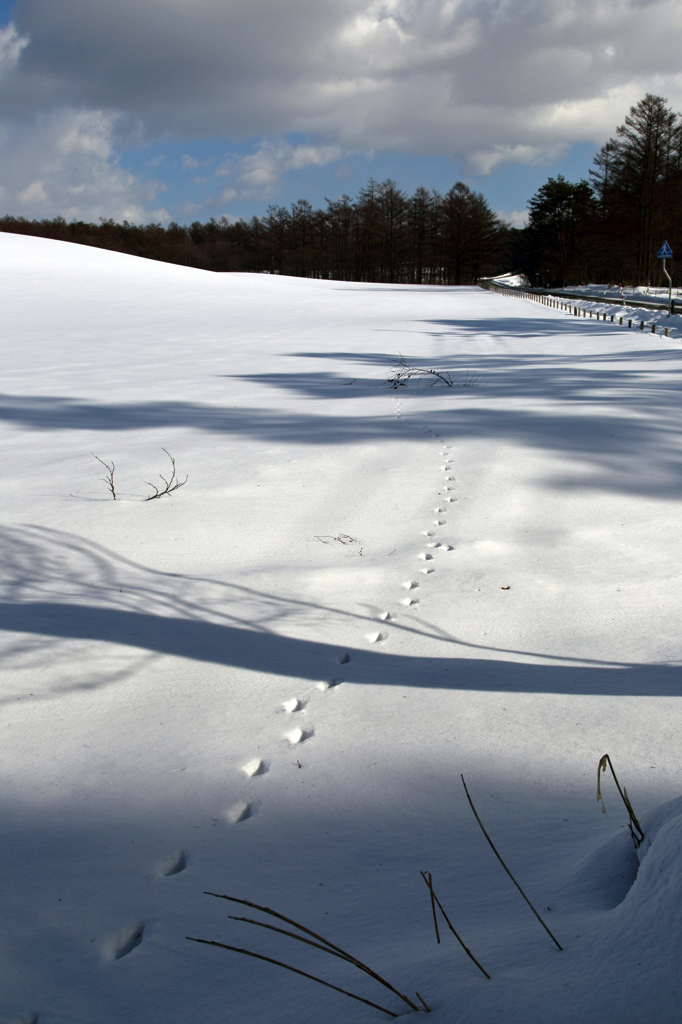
top-left (0, 180), bottom-right (506, 285)
top-left (1, 94), bottom-right (681, 288)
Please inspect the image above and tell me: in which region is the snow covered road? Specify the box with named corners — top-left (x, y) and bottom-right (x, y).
top-left (2, 233), bottom-right (682, 1023)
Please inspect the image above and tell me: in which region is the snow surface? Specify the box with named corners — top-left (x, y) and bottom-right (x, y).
top-left (2, 232), bottom-right (682, 1023)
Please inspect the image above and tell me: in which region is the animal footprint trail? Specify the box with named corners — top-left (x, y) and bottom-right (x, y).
top-left (156, 849), bottom-right (186, 877)
top-left (242, 758), bottom-right (266, 777)
top-left (225, 801), bottom-right (252, 824)
top-left (101, 922), bottom-right (144, 962)
top-left (287, 726), bottom-right (313, 745)
top-left (317, 677), bottom-right (338, 690)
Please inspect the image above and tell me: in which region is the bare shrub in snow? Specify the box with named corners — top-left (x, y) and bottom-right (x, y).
top-left (91, 448), bottom-right (187, 501)
top-left (144, 449), bottom-right (187, 500)
top-left (387, 357), bottom-right (478, 389)
top-left (92, 454), bottom-right (116, 500)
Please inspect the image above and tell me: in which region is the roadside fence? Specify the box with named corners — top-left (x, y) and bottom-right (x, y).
top-left (478, 280), bottom-right (675, 339)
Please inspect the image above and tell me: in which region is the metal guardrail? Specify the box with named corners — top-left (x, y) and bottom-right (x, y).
top-left (477, 279), bottom-right (675, 338)
top-left (478, 278), bottom-right (671, 312)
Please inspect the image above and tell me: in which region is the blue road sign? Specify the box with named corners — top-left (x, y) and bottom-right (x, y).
top-left (658, 240), bottom-right (673, 258)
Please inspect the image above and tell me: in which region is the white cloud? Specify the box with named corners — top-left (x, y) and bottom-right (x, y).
top-left (497, 208), bottom-right (530, 229)
top-left (468, 143), bottom-right (569, 176)
top-left (18, 179), bottom-right (47, 203)
top-left (0, 0), bottom-right (681, 214)
top-left (0, 23), bottom-right (27, 81)
top-left (0, 107), bottom-right (165, 221)
top-left (181, 154), bottom-right (199, 169)
top-left (217, 140), bottom-right (343, 200)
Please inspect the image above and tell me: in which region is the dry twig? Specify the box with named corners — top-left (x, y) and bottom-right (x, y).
top-left (424, 871), bottom-right (440, 944)
top-left (420, 872), bottom-right (490, 978)
top-left (186, 937), bottom-right (398, 1017)
top-left (416, 991), bottom-right (431, 1012)
top-left (145, 448), bottom-right (187, 500)
top-left (386, 357), bottom-right (478, 390)
top-left (461, 776), bottom-right (562, 951)
top-left (92, 454), bottom-right (116, 500)
top-left (203, 891), bottom-right (419, 1013)
top-left (597, 754), bottom-right (645, 848)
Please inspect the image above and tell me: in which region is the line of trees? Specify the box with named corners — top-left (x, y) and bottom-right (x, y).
top-left (517, 94), bottom-right (682, 287)
top-left (0, 179), bottom-right (508, 285)
top-left (4, 94), bottom-right (680, 288)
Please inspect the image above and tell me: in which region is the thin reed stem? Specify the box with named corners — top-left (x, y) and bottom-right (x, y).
top-left (186, 937), bottom-right (398, 1017)
top-left (420, 872), bottom-right (491, 978)
top-left (425, 872), bottom-right (440, 944)
top-left (416, 991), bottom-right (431, 1012)
top-left (597, 754), bottom-right (645, 848)
top-left (460, 776), bottom-right (562, 952)
top-left (228, 915), bottom-right (357, 965)
top-left (204, 892), bottom-right (419, 1013)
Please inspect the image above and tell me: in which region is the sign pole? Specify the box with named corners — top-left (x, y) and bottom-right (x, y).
top-left (657, 241), bottom-right (673, 315)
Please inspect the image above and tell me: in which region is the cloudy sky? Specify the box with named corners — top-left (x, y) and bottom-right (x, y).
top-left (0, 0), bottom-right (681, 225)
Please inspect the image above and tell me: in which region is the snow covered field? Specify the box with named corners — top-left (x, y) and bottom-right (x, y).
top-left (3, 233), bottom-right (682, 1024)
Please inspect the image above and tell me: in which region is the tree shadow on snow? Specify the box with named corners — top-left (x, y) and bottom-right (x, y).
top-left (1, 598), bottom-right (680, 700)
top-left (2, 316), bottom-right (682, 501)
top-left (0, 526), bottom-right (680, 704)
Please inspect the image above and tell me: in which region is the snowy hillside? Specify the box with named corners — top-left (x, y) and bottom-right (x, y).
top-left (2, 233), bottom-right (682, 1024)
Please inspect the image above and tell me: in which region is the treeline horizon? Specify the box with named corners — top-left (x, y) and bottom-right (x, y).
top-left (0, 179), bottom-right (506, 285)
top-left (1, 93), bottom-right (680, 288)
